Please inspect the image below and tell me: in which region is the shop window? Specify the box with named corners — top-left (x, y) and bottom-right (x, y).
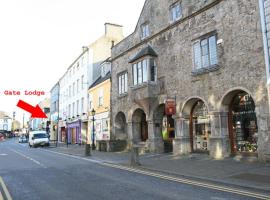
top-left (231, 93), bottom-right (258, 153)
top-left (192, 100), bottom-right (211, 151)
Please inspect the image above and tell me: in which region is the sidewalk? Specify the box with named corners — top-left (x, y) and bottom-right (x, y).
top-left (47, 143), bottom-right (270, 193)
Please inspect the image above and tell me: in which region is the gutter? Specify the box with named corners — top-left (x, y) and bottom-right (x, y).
top-left (259, 0), bottom-right (270, 84)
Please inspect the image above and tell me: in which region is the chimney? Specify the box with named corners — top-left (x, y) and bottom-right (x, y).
top-left (104, 23), bottom-right (123, 37)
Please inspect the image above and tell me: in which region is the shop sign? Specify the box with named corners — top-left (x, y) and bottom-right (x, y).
top-left (165, 99), bottom-right (176, 115)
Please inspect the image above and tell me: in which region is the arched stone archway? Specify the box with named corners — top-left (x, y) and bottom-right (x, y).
top-left (174, 97), bottom-right (210, 155)
top-left (221, 90), bottom-right (258, 155)
top-left (132, 108), bottom-right (148, 142)
top-left (114, 112), bottom-right (127, 140)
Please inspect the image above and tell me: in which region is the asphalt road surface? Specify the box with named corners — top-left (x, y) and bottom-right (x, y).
top-left (0, 139), bottom-right (267, 200)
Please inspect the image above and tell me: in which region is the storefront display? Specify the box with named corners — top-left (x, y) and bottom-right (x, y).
top-left (231, 93), bottom-right (258, 153)
top-left (192, 100), bottom-right (211, 152)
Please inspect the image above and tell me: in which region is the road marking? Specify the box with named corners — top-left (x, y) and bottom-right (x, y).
top-left (9, 149), bottom-right (47, 168)
top-left (0, 177), bottom-right (12, 200)
top-left (43, 149), bottom-right (270, 199)
top-left (102, 163), bottom-right (270, 200)
top-left (0, 154), bottom-right (7, 156)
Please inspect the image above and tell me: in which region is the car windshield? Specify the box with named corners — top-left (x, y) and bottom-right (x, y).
top-left (33, 133), bottom-right (47, 139)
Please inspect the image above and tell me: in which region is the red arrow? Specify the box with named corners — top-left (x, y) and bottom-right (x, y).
top-left (16, 100), bottom-right (48, 118)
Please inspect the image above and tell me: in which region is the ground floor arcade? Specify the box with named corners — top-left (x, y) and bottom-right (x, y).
top-left (113, 88), bottom-right (270, 161)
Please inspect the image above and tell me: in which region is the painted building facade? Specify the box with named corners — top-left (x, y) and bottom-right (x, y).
top-left (50, 82), bottom-right (60, 141)
top-left (88, 59), bottom-right (111, 150)
top-left (58, 23), bottom-right (123, 144)
top-left (111, 0), bottom-right (270, 161)
top-left (0, 111), bottom-right (12, 132)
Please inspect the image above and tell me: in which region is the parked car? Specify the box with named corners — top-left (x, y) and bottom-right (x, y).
top-left (28, 131), bottom-right (49, 148)
top-left (18, 135), bottom-right (28, 143)
top-left (0, 133), bottom-right (5, 141)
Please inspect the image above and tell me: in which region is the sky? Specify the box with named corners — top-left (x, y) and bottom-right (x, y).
top-left (0, 0), bottom-right (145, 126)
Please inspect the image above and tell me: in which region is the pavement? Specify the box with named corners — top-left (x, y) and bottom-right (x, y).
top-left (48, 142), bottom-right (270, 194)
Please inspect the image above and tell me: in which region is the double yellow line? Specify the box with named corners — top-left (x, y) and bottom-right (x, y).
top-left (0, 177), bottom-right (12, 200)
top-left (102, 163), bottom-right (270, 200)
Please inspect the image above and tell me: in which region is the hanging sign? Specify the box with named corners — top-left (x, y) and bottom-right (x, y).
top-left (165, 99), bottom-right (176, 115)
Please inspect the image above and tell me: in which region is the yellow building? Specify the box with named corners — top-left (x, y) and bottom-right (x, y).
top-left (88, 61), bottom-right (111, 148)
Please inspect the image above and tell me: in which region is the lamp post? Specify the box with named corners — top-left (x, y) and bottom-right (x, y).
top-left (91, 108), bottom-right (96, 150)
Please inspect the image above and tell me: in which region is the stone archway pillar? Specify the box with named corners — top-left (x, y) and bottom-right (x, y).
top-left (127, 121), bottom-right (133, 150)
top-left (147, 120), bottom-right (164, 153)
top-left (209, 111), bottom-right (230, 159)
top-left (173, 116), bottom-right (191, 155)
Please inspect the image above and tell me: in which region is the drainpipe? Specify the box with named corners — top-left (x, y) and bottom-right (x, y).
top-left (259, 0), bottom-right (270, 85)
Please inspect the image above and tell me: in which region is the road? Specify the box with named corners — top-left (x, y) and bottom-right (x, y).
top-left (0, 139), bottom-right (268, 200)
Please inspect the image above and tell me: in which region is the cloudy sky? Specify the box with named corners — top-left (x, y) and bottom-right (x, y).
top-left (0, 0), bottom-right (145, 125)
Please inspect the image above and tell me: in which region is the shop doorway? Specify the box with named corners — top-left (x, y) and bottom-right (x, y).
top-left (153, 104), bottom-right (175, 153)
top-left (229, 92), bottom-right (258, 154)
top-left (190, 100), bottom-right (211, 153)
top-left (132, 109), bottom-right (148, 142)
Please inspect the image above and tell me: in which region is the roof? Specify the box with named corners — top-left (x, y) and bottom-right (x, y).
top-left (89, 71), bottom-right (111, 89)
top-left (0, 111), bottom-right (11, 119)
top-left (129, 45), bottom-right (158, 63)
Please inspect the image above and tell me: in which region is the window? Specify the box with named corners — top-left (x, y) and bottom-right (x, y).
top-left (193, 35), bottom-right (218, 70)
top-left (98, 89), bottom-right (103, 106)
top-left (72, 102), bottom-right (75, 117)
top-left (133, 58), bottom-right (156, 86)
top-left (170, 2), bottom-right (182, 22)
top-left (81, 97), bottom-right (84, 113)
top-left (141, 23), bottom-right (150, 39)
top-left (77, 79), bottom-right (80, 93)
top-left (73, 82), bottom-right (75, 96)
top-left (102, 118), bottom-right (109, 132)
top-left (69, 86), bottom-right (71, 97)
top-left (89, 94), bottom-right (92, 110)
top-left (118, 72), bottom-right (128, 95)
top-left (76, 100), bottom-right (79, 116)
top-left (68, 104), bottom-right (71, 118)
top-left (81, 75), bottom-right (84, 89)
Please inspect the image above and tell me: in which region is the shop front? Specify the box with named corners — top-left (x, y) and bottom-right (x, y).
top-left (229, 92), bottom-right (258, 154)
top-left (67, 120), bottom-right (82, 144)
top-left (190, 100), bottom-right (211, 153)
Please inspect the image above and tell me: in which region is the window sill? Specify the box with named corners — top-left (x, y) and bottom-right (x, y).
top-left (131, 81), bottom-right (157, 91)
top-left (118, 93), bottom-right (128, 99)
top-left (191, 64), bottom-right (220, 76)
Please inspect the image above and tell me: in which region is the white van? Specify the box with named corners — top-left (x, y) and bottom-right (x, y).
top-left (28, 131), bottom-right (50, 148)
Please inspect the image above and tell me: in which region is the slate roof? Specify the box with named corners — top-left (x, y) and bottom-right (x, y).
top-left (89, 71), bottom-right (111, 89)
top-left (129, 45), bottom-right (158, 63)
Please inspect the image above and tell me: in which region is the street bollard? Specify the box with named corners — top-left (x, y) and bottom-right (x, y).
top-left (85, 144), bottom-right (91, 156)
top-left (129, 146), bottom-right (140, 167)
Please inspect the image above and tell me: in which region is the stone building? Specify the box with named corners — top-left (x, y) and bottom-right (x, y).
top-left (111, 0), bottom-right (270, 161)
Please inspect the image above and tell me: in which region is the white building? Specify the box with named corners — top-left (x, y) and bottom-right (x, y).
top-left (58, 23), bottom-right (123, 144)
top-left (0, 112), bottom-right (12, 132)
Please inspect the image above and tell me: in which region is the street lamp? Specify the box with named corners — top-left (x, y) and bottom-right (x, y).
top-left (91, 108), bottom-right (96, 150)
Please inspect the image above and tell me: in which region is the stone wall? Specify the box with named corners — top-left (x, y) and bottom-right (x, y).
top-left (111, 0), bottom-right (270, 161)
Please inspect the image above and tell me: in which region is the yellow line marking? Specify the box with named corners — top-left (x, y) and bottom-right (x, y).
top-left (44, 149), bottom-right (270, 199)
top-left (102, 163), bottom-right (270, 200)
top-left (0, 176), bottom-right (12, 200)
